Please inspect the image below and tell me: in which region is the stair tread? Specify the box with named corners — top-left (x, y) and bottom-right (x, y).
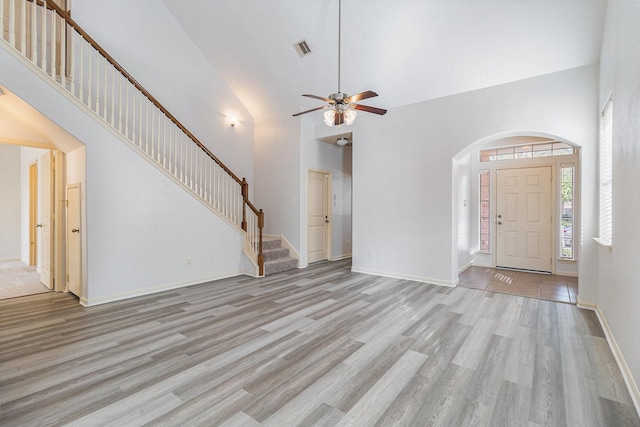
top-left (264, 257), bottom-right (297, 264)
top-left (263, 247), bottom-right (287, 252)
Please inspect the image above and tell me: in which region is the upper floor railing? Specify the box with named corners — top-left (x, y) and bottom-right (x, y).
top-left (0, 0), bottom-right (264, 275)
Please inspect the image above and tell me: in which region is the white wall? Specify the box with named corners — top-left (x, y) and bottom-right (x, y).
top-left (71, 0), bottom-right (255, 188)
top-left (0, 144), bottom-right (21, 260)
top-left (352, 64), bottom-right (598, 286)
top-left (253, 114), bottom-right (302, 250)
top-left (299, 123), bottom-right (353, 265)
top-left (592, 1), bottom-right (640, 402)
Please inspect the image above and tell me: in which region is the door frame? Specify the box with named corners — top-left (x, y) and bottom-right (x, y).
top-left (2, 139), bottom-right (67, 293)
top-left (28, 161), bottom-right (38, 266)
top-left (66, 182), bottom-right (81, 296)
top-left (494, 164), bottom-right (556, 274)
top-left (306, 168), bottom-right (332, 264)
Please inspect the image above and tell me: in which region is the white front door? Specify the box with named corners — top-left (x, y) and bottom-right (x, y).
top-left (496, 166), bottom-right (552, 272)
top-left (38, 151), bottom-right (52, 288)
top-left (308, 170), bottom-right (330, 263)
top-left (66, 183), bottom-right (81, 297)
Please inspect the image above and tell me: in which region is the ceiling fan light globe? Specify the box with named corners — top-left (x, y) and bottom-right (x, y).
top-left (324, 109), bottom-right (336, 126)
top-left (344, 109), bottom-right (357, 125)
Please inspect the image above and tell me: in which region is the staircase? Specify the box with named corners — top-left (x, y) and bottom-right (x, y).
top-left (263, 237), bottom-right (298, 275)
top-left (0, 0), bottom-right (265, 276)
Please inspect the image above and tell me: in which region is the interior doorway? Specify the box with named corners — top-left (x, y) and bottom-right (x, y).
top-left (0, 144), bottom-right (68, 300)
top-left (496, 166), bottom-right (553, 273)
top-left (307, 169), bottom-right (331, 263)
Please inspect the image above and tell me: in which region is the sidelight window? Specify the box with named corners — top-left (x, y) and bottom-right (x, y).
top-left (560, 164), bottom-right (575, 259)
top-left (598, 98), bottom-right (613, 246)
top-left (479, 171), bottom-right (490, 253)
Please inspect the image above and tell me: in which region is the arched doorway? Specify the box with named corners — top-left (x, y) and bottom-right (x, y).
top-left (453, 132), bottom-right (580, 303)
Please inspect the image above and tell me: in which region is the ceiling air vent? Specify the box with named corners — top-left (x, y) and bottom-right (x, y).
top-left (293, 40), bottom-right (312, 58)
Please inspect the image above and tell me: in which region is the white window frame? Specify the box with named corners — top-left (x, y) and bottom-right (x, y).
top-left (559, 163), bottom-right (575, 259)
top-left (479, 170), bottom-right (491, 253)
top-left (595, 97), bottom-right (613, 249)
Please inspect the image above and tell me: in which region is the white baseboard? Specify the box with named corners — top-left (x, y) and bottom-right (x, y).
top-left (554, 271), bottom-right (579, 278)
top-left (458, 263), bottom-right (472, 274)
top-left (577, 297), bottom-right (640, 418)
top-left (471, 261), bottom-right (493, 268)
top-left (80, 271), bottom-right (244, 307)
top-left (350, 267), bottom-right (457, 287)
top-left (330, 253), bottom-right (352, 261)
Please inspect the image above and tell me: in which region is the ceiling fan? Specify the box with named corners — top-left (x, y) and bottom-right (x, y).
top-left (292, 0), bottom-right (387, 127)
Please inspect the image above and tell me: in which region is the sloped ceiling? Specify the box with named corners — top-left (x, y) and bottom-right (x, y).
top-left (163, 0), bottom-right (606, 121)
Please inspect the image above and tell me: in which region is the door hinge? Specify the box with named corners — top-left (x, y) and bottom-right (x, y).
top-left (65, 199), bottom-right (68, 208)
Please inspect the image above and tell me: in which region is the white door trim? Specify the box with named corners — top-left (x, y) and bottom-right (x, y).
top-left (307, 168), bottom-right (332, 263)
top-left (66, 183), bottom-right (82, 297)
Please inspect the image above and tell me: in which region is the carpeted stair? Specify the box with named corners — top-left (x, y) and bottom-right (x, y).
top-left (263, 237), bottom-right (298, 275)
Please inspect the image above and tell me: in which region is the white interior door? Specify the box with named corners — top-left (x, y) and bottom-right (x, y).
top-left (496, 166), bottom-right (552, 272)
top-left (66, 183), bottom-right (81, 297)
top-left (38, 151), bottom-right (52, 288)
top-left (308, 170), bottom-right (330, 263)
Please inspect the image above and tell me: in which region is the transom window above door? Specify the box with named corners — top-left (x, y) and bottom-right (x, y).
top-left (480, 142), bottom-right (576, 162)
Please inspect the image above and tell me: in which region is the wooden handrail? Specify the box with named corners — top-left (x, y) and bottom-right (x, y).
top-left (43, 0), bottom-right (243, 185)
top-left (14, 0), bottom-right (265, 276)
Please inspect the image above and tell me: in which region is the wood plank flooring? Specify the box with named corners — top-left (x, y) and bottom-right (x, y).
top-left (1, 260), bottom-right (638, 426)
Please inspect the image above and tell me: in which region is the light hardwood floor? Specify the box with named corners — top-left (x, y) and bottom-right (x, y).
top-left (1, 260), bottom-right (638, 426)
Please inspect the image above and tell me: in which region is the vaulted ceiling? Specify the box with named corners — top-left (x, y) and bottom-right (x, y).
top-left (164, 0), bottom-right (606, 121)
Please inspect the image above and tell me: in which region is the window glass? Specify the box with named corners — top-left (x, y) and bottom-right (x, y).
top-left (480, 142), bottom-right (575, 162)
top-left (479, 171), bottom-right (491, 253)
top-left (560, 165), bottom-right (574, 259)
top-left (599, 98), bottom-right (613, 244)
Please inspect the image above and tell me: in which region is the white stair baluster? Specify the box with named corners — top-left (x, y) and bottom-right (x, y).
top-left (19, 0), bottom-right (25, 54)
top-left (94, 55), bottom-right (99, 112)
top-left (60, 13), bottom-right (66, 84)
top-left (8, 0), bottom-right (14, 48)
top-left (50, 9), bottom-right (56, 77)
top-left (87, 49), bottom-right (92, 108)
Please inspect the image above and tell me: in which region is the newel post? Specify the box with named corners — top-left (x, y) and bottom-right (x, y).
top-left (258, 209), bottom-right (265, 276)
top-left (241, 178), bottom-right (248, 231)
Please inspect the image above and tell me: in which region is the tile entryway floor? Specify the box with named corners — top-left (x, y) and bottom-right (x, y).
top-left (459, 266), bottom-right (578, 304)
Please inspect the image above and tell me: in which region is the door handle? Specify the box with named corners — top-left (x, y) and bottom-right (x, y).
top-left (35, 224), bottom-right (43, 228)
top-left (497, 221), bottom-right (502, 225)
top-left (72, 228), bottom-right (80, 233)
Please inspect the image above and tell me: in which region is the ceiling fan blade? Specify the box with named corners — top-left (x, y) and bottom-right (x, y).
top-left (302, 94), bottom-right (335, 103)
top-left (292, 105), bottom-right (329, 117)
top-left (354, 104), bottom-right (387, 115)
top-left (345, 90), bottom-right (378, 104)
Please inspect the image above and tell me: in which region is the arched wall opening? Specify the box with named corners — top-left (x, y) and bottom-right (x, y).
top-left (452, 130), bottom-right (582, 286)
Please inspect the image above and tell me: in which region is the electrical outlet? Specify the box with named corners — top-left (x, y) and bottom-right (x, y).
top-left (186, 257), bottom-right (192, 267)
top-left (368, 250), bottom-right (373, 259)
